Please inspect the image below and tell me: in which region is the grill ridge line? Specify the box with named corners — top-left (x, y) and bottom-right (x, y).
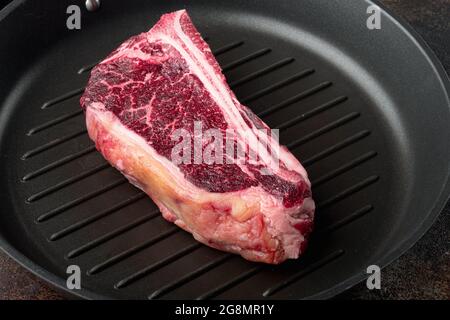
top-left (88, 227), bottom-right (180, 275)
top-left (263, 250), bottom-right (345, 297)
top-left (230, 57), bottom-right (295, 88)
top-left (222, 48), bottom-right (271, 72)
top-left (36, 178), bottom-right (127, 222)
top-left (241, 68), bottom-right (315, 103)
top-left (311, 151), bottom-right (377, 186)
top-left (196, 266), bottom-right (264, 300)
top-left (22, 145), bottom-right (97, 181)
top-left (27, 109), bottom-right (84, 135)
top-left (148, 255), bottom-right (233, 299)
top-left (22, 129), bottom-right (88, 160)
top-left (41, 87), bottom-right (85, 109)
top-left (66, 209), bottom-right (161, 259)
top-left (259, 82), bottom-right (335, 118)
top-left (115, 243), bottom-right (202, 289)
top-left (49, 192), bottom-right (146, 241)
top-left (287, 112), bottom-right (361, 150)
top-left (303, 130), bottom-right (372, 167)
top-left (316, 175), bottom-right (380, 209)
top-left (27, 163), bottom-right (111, 202)
top-left (316, 205), bottom-right (374, 234)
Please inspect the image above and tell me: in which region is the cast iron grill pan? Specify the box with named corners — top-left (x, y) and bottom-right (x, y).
top-left (0, 0), bottom-right (449, 299)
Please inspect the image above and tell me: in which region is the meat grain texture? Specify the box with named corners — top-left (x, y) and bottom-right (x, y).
top-left (80, 10), bottom-right (315, 264)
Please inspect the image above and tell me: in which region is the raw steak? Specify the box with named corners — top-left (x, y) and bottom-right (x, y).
top-left (80, 10), bottom-right (315, 264)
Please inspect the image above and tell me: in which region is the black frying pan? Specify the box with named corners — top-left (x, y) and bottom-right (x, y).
top-left (0, 0), bottom-right (449, 299)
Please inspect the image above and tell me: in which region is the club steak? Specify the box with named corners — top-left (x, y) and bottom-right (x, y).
top-left (80, 10), bottom-right (315, 264)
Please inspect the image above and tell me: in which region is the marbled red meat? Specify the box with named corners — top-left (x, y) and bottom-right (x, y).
top-left (80, 10), bottom-right (315, 264)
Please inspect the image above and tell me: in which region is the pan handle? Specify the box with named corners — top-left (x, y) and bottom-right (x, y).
top-left (85, 0), bottom-right (101, 12)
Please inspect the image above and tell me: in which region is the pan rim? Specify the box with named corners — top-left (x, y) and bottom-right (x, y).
top-left (0, 0), bottom-right (449, 300)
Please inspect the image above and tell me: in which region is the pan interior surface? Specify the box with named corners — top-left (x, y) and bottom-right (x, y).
top-left (0, 0), bottom-right (449, 299)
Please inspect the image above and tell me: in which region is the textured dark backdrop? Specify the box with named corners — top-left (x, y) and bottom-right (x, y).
top-left (0, 0), bottom-right (449, 300)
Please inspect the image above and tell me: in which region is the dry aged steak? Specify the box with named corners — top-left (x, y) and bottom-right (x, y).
top-left (80, 10), bottom-right (315, 264)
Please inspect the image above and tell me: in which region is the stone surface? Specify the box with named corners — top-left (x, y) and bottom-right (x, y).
top-left (0, 253), bottom-right (63, 300)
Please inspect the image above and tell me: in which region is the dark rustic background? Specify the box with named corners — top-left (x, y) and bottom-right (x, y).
top-left (0, 0), bottom-right (449, 300)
